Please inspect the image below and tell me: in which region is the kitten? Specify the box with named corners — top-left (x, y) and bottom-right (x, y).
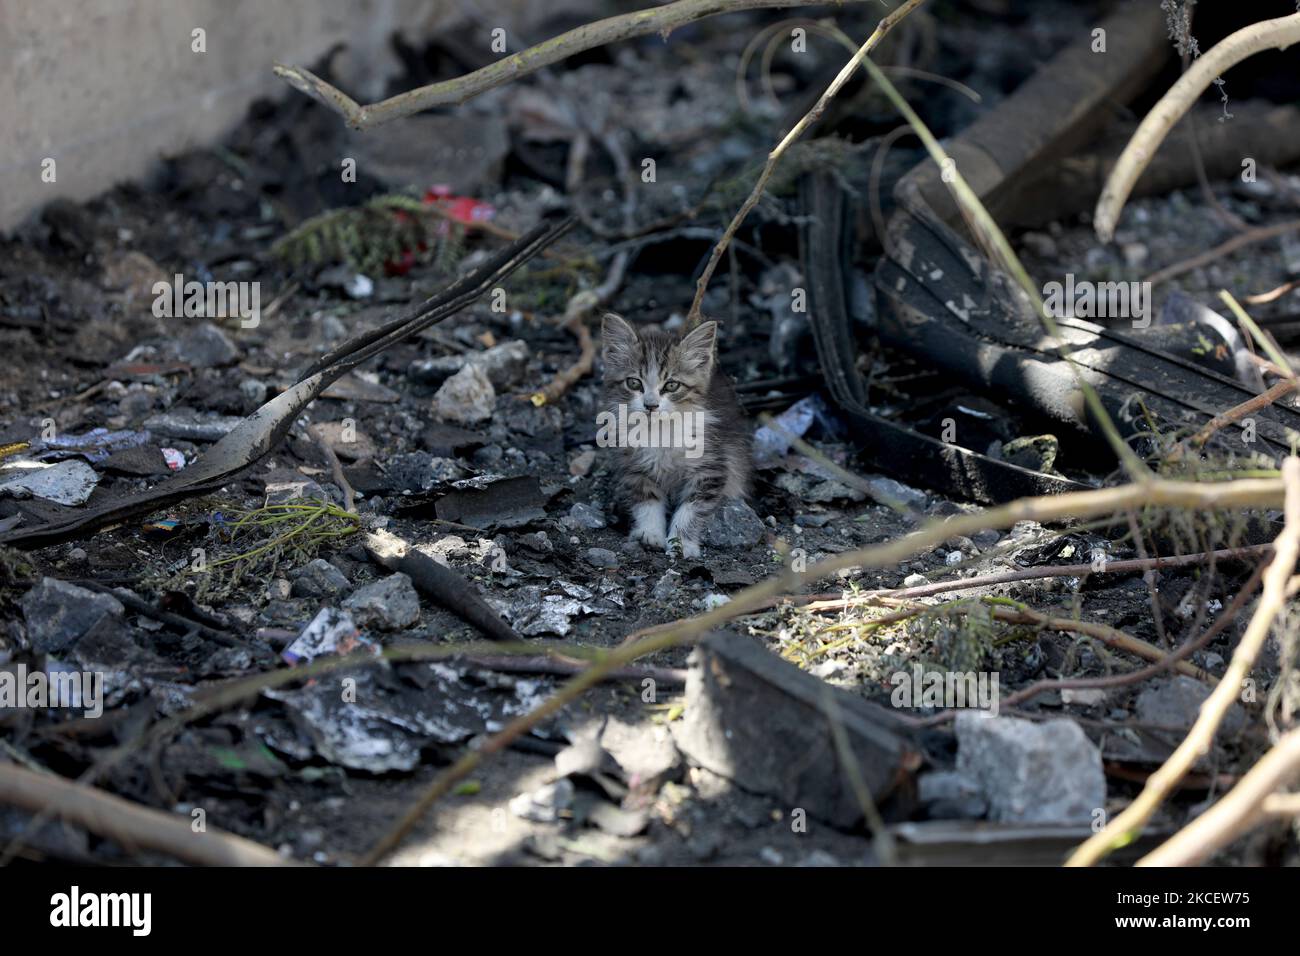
top-left (599, 313), bottom-right (752, 558)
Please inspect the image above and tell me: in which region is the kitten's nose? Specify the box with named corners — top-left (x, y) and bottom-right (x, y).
top-left (643, 397), bottom-right (660, 410)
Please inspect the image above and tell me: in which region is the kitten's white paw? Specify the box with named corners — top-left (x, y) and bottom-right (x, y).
top-left (630, 501), bottom-right (667, 549)
top-left (678, 537), bottom-right (701, 559)
top-left (631, 525), bottom-right (667, 549)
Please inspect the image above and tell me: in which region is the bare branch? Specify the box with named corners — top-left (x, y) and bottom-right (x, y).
top-left (1137, 726), bottom-right (1300, 866)
top-left (1067, 456), bottom-right (1300, 866)
top-left (0, 764), bottom-right (291, 866)
top-left (1095, 12), bottom-right (1300, 243)
top-left (274, 0), bottom-right (888, 129)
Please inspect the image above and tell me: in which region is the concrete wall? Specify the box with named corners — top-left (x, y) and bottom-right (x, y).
top-left (0, 0), bottom-right (593, 230)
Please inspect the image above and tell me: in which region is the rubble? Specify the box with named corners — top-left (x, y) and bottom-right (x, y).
top-left (432, 363), bottom-right (495, 424)
top-left (289, 559), bottom-right (352, 598)
top-left (0, 460), bottom-right (99, 506)
top-left (142, 413), bottom-right (244, 442)
top-left (1, 0), bottom-right (1294, 872)
top-left (343, 573), bottom-right (421, 631)
top-left (673, 633), bottom-right (919, 828)
top-left (21, 578), bottom-right (124, 652)
top-left (410, 340), bottom-right (530, 389)
top-left (177, 322), bottom-right (239, 367)
top-left (564, 502), bottom-right (607, 530)
top-left (701, 499), bottom-right (765, 549)
top-left (955, 713), bottom-right (1106, 825)
top-left (1135, 676), bottom-right (1246, 735)
top-left (584, 547), bottom-right (620, 570)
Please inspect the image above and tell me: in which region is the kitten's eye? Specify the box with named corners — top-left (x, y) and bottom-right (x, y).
top-left (625, 377), bottom-right (643, 391)
top-left (662, 380), bottom-right (682, 393)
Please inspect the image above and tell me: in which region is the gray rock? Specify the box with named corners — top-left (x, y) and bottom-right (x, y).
top-left (178, 322), bottom-right (238, 367)
top-left (410, 341), bottom-right (530, 389)
top-left (1136, 676), bottom-right (1245, 735)
top-left (805, 479), bottom-right (866, 503)
top-left (239, 378), bottom-right (268, 405)
top-left (289, 559), bottom-right (351, 598)
top-left (672, 633), bottom-right (913, 828)
top-left (865, 475), bottom-right (927, 508)
top-left (794, 512), bottom-right (831, 528)
top-left (263, 471), bottom-right (328, 505)
top-left (432, 363), bottom-right (495, 425)
top-left (701, 499), bottom-right (765, 549)
top-left (565, 502), bottom-right (607, 530)
top-left (651, 569), bottom-right (681, 601)
top-left (471, 341), bottom-right (530, 388)
top-left (509, 778), bottom-right (574, 823)
top-left (343, 573), bottom-right (420, 631)
top-left (385, 451), bottom-right (464, 492)
top-left (518, 531), bottom-right (553, 554)
top-left (798, 850), bottom-right (841, 867)
top-left (956, 713), bottom-right (1105, 824)
top-left (585, 547), bottom-right (620, 570)
top-left (917, 769), bottom-right (988, 819)
top-left (21, 578), bottom-right (124, 652)
top-left (1020, 230), bottom-right (1058, 259)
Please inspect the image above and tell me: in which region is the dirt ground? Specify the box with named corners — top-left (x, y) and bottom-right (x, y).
top-left (3, 0), bottom-right (1299, 867)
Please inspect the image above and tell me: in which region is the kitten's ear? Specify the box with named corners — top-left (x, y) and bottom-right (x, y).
top-left (677, 320), bottom-right (717, 372)
top-left (601, 313), bottom-right (638, 367)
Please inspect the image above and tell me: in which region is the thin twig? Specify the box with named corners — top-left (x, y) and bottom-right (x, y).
top-left (1144, 219), bottom-right (1300, 287)
top-left (687, 0), bottom-right (929, 324)
top-left (917, 559), bottom-right (1268, 728)
top-left (797, 544), bottom-right (1272, 607)
top-left (309, 424), bottom-right (356, 513)
top-left (1167, 378), bottom-right (1298, 463)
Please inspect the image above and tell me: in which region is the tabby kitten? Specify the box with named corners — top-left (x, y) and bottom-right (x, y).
top-left (599, 313), bottom-right (752, 558)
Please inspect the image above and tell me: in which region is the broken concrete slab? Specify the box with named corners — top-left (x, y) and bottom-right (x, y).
top-left (955, 712), bottom-right (1105, 825)
top-left (672, 631), bottom-right (919, 828)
